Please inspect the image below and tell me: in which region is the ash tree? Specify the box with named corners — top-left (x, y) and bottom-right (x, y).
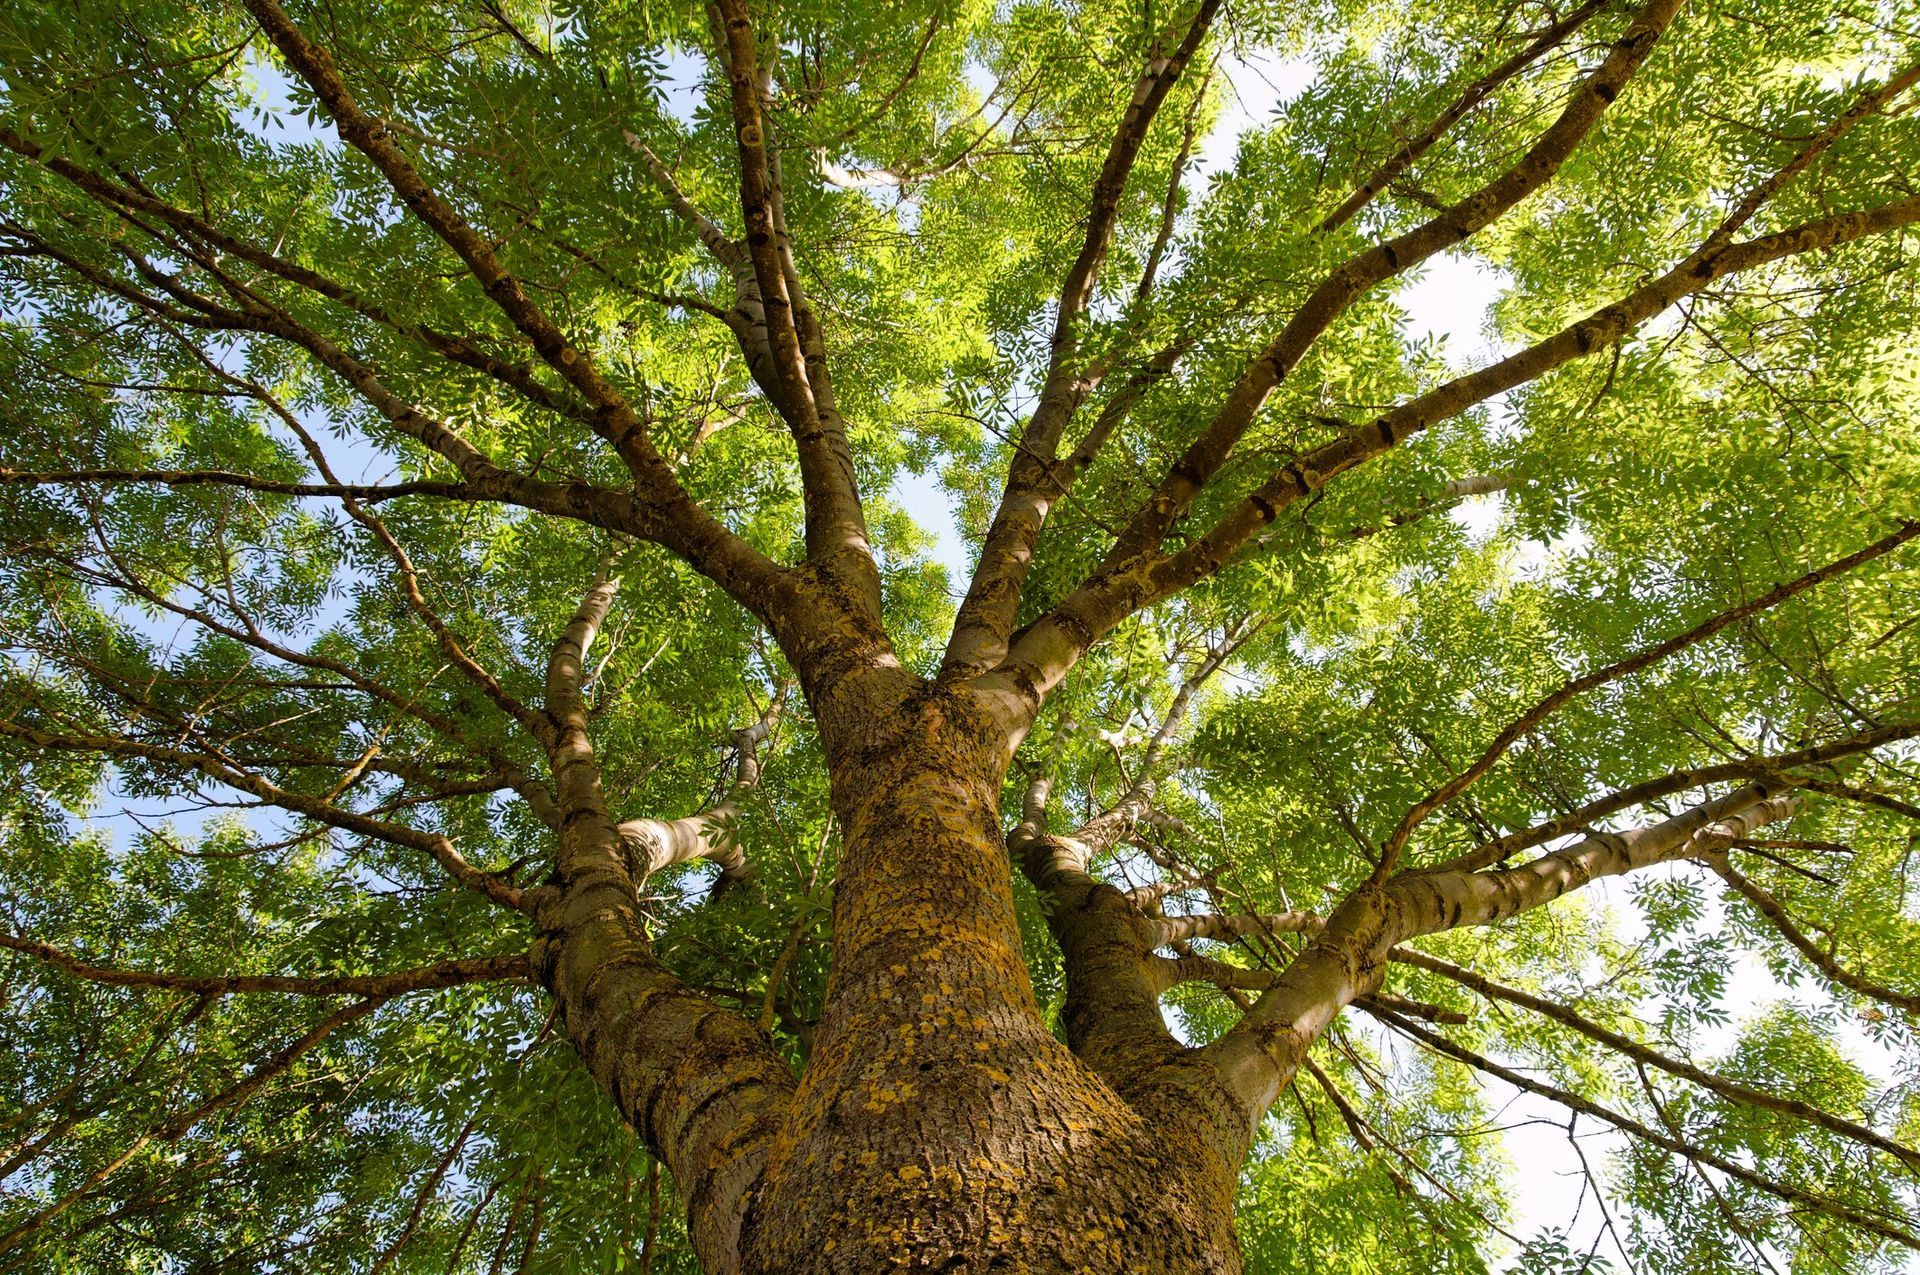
top-left (2, 0), bottom-right (1919, 1269)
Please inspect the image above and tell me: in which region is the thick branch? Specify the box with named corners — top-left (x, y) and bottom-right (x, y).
top-left (1395, 784), bottom-right (1801, 939)
top-left (1151, 951), bottom-right (1274, 993)
top-left (1200, 783), bottom-right (1799, 1125)
top-left (709, 0), bottom-right (876, 596)
top-left (616, 686), bottom-right (785, 884)
top-left (1434, 721), bottom-right (1920, 873)
top-left (997, 193), bottom-right (1920, 703)
top-left (1009, 776), bottom-right (1185, 1084)
top-left (1146, 911), bottom-right (1323, 946)
top-left (942, 0), bottom-right (1222, 677)
top-left (531, 572), bottom-right (794, 1274)
top-left (1099, 0), bottom-right (1682, 575)
top-left (1317, 0), bottom-right (1614, 233)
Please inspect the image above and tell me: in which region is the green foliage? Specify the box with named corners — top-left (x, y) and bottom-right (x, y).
top-left (1, 0), bottom-right (1918, 1268)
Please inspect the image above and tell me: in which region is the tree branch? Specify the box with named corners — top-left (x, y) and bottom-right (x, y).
top-left (1394, 947), bottom-right (1920, 1169)
top-left (942, 0), bottom-right (1222, 678)
top-left (0, 466), bottom-right (473, 503)
top-left (1200, 782), bottom-right (1800, 1125)
top-left (1709, 858), bottom-right (1920, 1017)
top-left (240, 0), bottom-right (794, 624)
top-left (0, 716), bottom-right (531, 911)
top-left (530, 570), bottom-right (795, 1274)
top-left (996, 192), bottom-right (1920, 705)
top-left (1317, 0), bottom-right (1614, 233)
top-left (1097, 0), bottom-right (1682, 577)
top-left (1432, 721), bottom-right (1920, 874)
top-left (1376, 522), bottom-right (1920, 872)
top-left (1377, 1010), bottom-right (1920, 1250)
top-left (0, 996), bottom-right (389, 1258)
top-left (709, 0), bottom-right (877, 601)
top-left (616, 684), bottom-right (787, 885)
top-left (0, 935), bottom-right (528, 999)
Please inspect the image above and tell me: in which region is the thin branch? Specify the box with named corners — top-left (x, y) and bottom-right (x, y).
top-left (1432, 721), bottom-right (1919, 874)
top-left (1317, 0), bottom-right (1614, 233)
top-left (997, 191), bottom-right (1920, 707)
top-left (1709, 858), bottom-right (1920, 1016)
top-left (1377, 1010), bottom-right (1920, 1250)
top-left (240, 0), bottom-right (791, 620)
top-left (1379, 523), bottom-right (1920, 872)
top-left (0, 935), bottom-right (527, 999)
top-left (0, 466), bottom-right (472, 503)
top-left (0, 717), bottom-right (530, 911)
top-left (1395, 947), bottom-right (1920, 1168)
top-left (0, 996), bottom-right (389, 1258)
top-left (1097, 0), bottom-right (1682, 577)
top-left (367, 1119), bottom-right (478, 1273)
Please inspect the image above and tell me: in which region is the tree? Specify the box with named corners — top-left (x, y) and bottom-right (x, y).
top-left (0, 0), bottom-right (1917, 1267)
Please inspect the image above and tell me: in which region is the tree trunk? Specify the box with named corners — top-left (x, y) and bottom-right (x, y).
top-left (737, 676), bottom-right (1246, 1273)
top-left (537, 656), bottom-right (1818, 1270)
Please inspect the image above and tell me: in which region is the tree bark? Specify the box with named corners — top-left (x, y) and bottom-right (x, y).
top-left (736, 675), bottom-right (1247, 1273)
top-left (524, 562), bottom-right (1853, 1269)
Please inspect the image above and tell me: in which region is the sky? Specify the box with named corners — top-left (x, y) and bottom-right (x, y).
top-left (50, 34), bottom-right (1912, 1270)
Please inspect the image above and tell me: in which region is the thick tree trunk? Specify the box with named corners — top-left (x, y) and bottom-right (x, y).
top-left (736, 677), bottom-right (1245, 1273)
top-left (500, 561), bottom-right (1832, 1273)
top-left (534, 596), bottom-right (1254, 1272)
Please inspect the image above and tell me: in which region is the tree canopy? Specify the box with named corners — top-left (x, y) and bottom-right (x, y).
top-left (0, 0), bottom-right (1918, 1269)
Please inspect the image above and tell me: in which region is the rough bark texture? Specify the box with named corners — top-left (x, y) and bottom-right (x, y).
top-left (738, 677), bottom-right (1246, 1273)
top-left (529, 603), bottom-right (1257, 1272)
top-left (529, 577), bottom-right (798, 1273)
top-left (514, 588), bottom-right (1839, 1271)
